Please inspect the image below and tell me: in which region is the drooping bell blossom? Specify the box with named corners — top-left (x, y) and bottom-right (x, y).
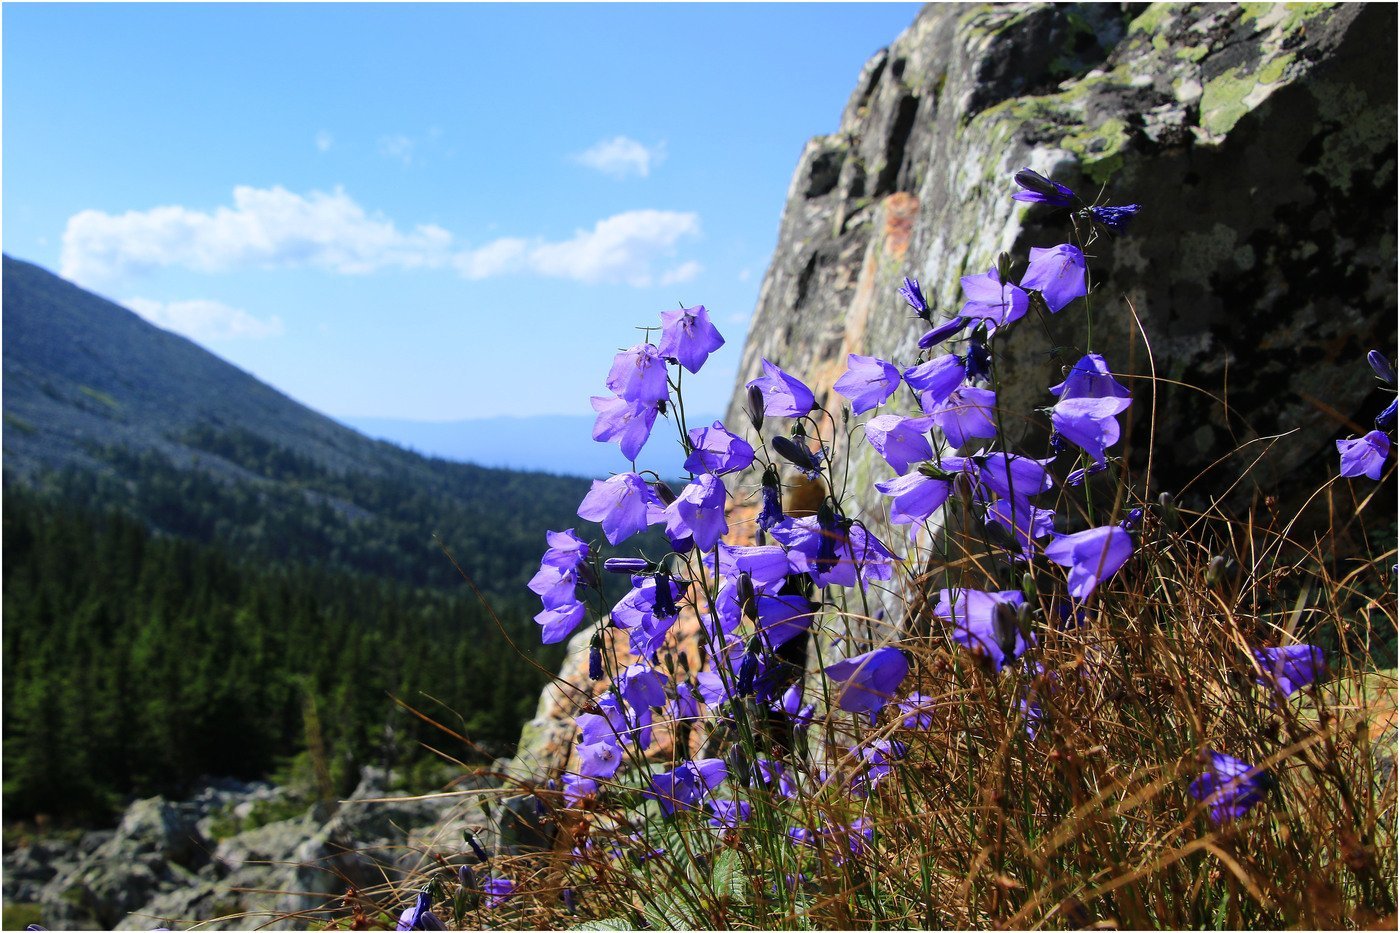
top-left (715, 542), bottom-right (790, 593)
top-left (663, 473), bottom-right (728, 551)
top-left (534, 599), bottom-right (587, 644)
top-left (985, 498), bottom-right (1057, 559)
top-left (754, 592), bottom-right (818, 649)
top-left (574, 732), bottom-right (625, 780)
top-left (1065, 460), bottom-right (1109, 486)
top-left (899, 691), bottom-right (935, 729)
top-left (1253, 645), bottom-right (1325, 697)
top-left (959, 267), bottom-right (1029, 330)
top-left (611, 576), bottom-right (684, 658)
top-left (1012, 168), bottom-right (1076, 207)
top-left (964, 332), bottom-right (993, 383)
top-left (898, 276), bottom-right (929, 319)
top-left (658, 304), bottom-right (725, 374)
top-left (903, 354), bottom-right (966, 412)
top-left (852, 738), bottom-right (908, 796)
top-left (616, 663), bottom-right (667, 710)
top-left (1052, 395), bottom-right (1133, 464)
top-left (397, 890), bottom-right (447, 931)
top-left (1044, 525), bottom-right (1134, 600)
top-left (562, 773), bottom-right (598, 806)
top-left (934, 588), bottom-right (1030, 672)
top-left (528, 562), bottom-right (581, 610)
top-left (1088, 204), bottom-right (1140, 234)
top-left (755, 758), bottom-right (798, 798)
top-left (919, 316), bottom-right (971, 348)
top-left (864, 414), bottom-right (936, 475)
top-left (1019, 244), bottom-right (1087, 313)
top-left (694, 670), bottom-right (730, 708)
top-left (834, 354), bottom-right (902, 413)
top-left (875, 470), bottom-right (954, 526)
top-left (976, 452), bottom-right (1056, 503)
top-left (1051, 354), bottom-right (1132, 400)
top-left (592, 694), bottom-right (654, 749)
top-left (824, 646), bottom-right (910, 720)
top-left (1338, 430), bottom-right (1390, 480)
top-left (540, 528), bottom-right (590, 569)
top-left (770, 515), bottom-right (895, 588)
top-left (482, 878), bottom-right (515, 909)
top-left (1189, 751), bottom-right (1271, 823)
top-left (606, 342), bottom-right (669, 404)
top-left (645, 759), bottom-right (728, 816)
top-left (669, 682), bottom-right (701, 722)
top-left (591, 394), bottom-right (660, 461)
top-left (684, 420), bottom-right (755, 475)
top-left (932, 385), bottom-right (999, 448)
top-left (577, 472), bottom-right (665, 545)
top-left (707, 798), bottom-right (753, 829)
top-left (747, 359), bottom-right (816, 418)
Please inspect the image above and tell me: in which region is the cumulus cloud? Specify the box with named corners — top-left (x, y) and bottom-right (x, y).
top-left (572, 136), bottom-right (665, 179)
top-left (315, 130), bottom-right (334, 152)
top-left (61, 185), bottom-right (454, 285)
top-left (125, 297), bottom-right (284, 341)
top-left (62, 187), bottom-right (700, 289)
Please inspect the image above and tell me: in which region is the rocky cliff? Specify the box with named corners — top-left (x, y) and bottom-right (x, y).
top-left (725, 1), bottom-right (1396, 506)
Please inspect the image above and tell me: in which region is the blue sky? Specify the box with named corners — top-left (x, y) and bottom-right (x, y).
top-left (3, 2), bottom-right (922, 424)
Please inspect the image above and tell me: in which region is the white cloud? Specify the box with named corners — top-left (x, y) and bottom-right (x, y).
top-left (572, 136), bottom-right (665, 179)
top-left (125, 297), bottom-right (284, 341)
top-left (61, 185), bottom-right (454, 285)
top-left (523, 210), bottom-right (700, 286)
top-left (61, 187), bottom-right (700, 289)
top-left (378, 134), bottom-right (415, 165)
top-left (315, 130), bottom-right (334, 152)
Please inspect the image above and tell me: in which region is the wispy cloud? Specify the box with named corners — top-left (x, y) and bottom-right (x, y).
top-left (125, 297), bottom-right (284, 341)
top-left (315, 130), bottom-right (334, 152)
top-left (61, 185), bottom-right (453, 285)
top-left (571, 136), bottom-right (665, 179)
top-left (61, 186), bottom-right (702, 290)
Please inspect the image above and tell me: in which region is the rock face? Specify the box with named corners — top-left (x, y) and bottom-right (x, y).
top-left (725, 2), bottom-right (1396, 508)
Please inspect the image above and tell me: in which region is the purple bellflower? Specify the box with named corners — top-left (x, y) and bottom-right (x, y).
top-left (834, 354), bottom-right (903, 413)
top-left (754, 592), bottom-right (818, 649)
top-left (852, 738), bottom-right (908, 796)
top-left (959, 267), bottom-right (1029, 330)
top-left (707, 798), bottom-right (753, 829)
top-left (716, 542), bottom-right (790, 592)
top-left (1377, 398), bottom-right (1397, 432)
top-left (615, 663), bottom-right (667, 710)
top-left (1050, 354), bottom-right (1132, 400)
top-left (864, 414), bottom-right (936, 475)
top-left (823, 646), bottom-right (910, 720)
top-left (932, 385), bottom-right (999, 448)
top-left (534, 600), bottom-right (586, 645)
top-left (1019, 244), bottom-right (1087, 313)
top-left (1338, 430), bottom-right (1390, 480)
top-left (611, 574), bottom-right (685, 658)
top-left (684, 420), bottom-right (755, 475)
top-left (899, 691), bottom-right (935, 729)
top-left (645, 759), bottom-right (728, 816)
top-left (976, 452), bottom-right (1056, 503)
top-left (591, 394), bottom-right (660, 461)
top-left (903, 354), bottom-right (967, 413)
top-left (875, 469), bottom-right (954, 526)
top-left (1368, 350), bottom-right (1395, 385)
top-left (1052, 395), bottom-right (1132, 464)
top-left (1044, 525), bottom-right (1134, 600)
top-left (664, 473), bottom-right (729, 551)
top-left (748, 359), bottom-right (816, 418)
top-left (770, 515), bottom-right (895, 589)
top-left (658, 304), bottom-right (725, 374)
top-left (482, 877), bottom-right (515, 908)
top-left (1189, 751), bottom-right (1271, 823)
top-left (577, 472), bottom-right (665, 545)
top-left (985, 497), bottom-right (1057, 558)
top-left (934, 588), bottom-right (1030, 672)
top-left (1012, 168), bottom-right (1076, 207)
top-left (562, 773), bottom-right (598, 806)
top-left (606, 343), bottom-right (669, 404)
top-left (1253, 645), bottom-right (1325, 697)
top-left (397, 891), bottom-right (447, 931)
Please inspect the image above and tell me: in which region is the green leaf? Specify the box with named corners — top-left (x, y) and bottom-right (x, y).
top-left (567, 919), bottom-right (635, 932)
top-left (711, 849), bottom-right (748, 905)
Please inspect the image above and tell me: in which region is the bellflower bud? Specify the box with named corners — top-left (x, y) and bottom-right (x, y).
top-left (465, 832), bottom-right (490, 864)
top-left (653, 571), bottom-right (678, 618)
top-left (746, 384), bottom-right (766, 433)
top-left (772, 435), bottom-right (819, 475)
top-left (654, 481), bottom-right (677, 506)
top-left (588, 634), bottom-right (604, 680)
top-left (996, 251), bottom-right (1013, 286)
top-left (899, 276), bottom-right (930, 320)
top-left (1377, 398), bottom-right (1398, 433)
top-left (1158, 491), bottom-right (1179, 531)
top-left (1368, 350), bottom-right (1395, 385)
top-left (993, 601), bottom-right (1020, 659)
top-left (604, 557), bottom-right (650, 574)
